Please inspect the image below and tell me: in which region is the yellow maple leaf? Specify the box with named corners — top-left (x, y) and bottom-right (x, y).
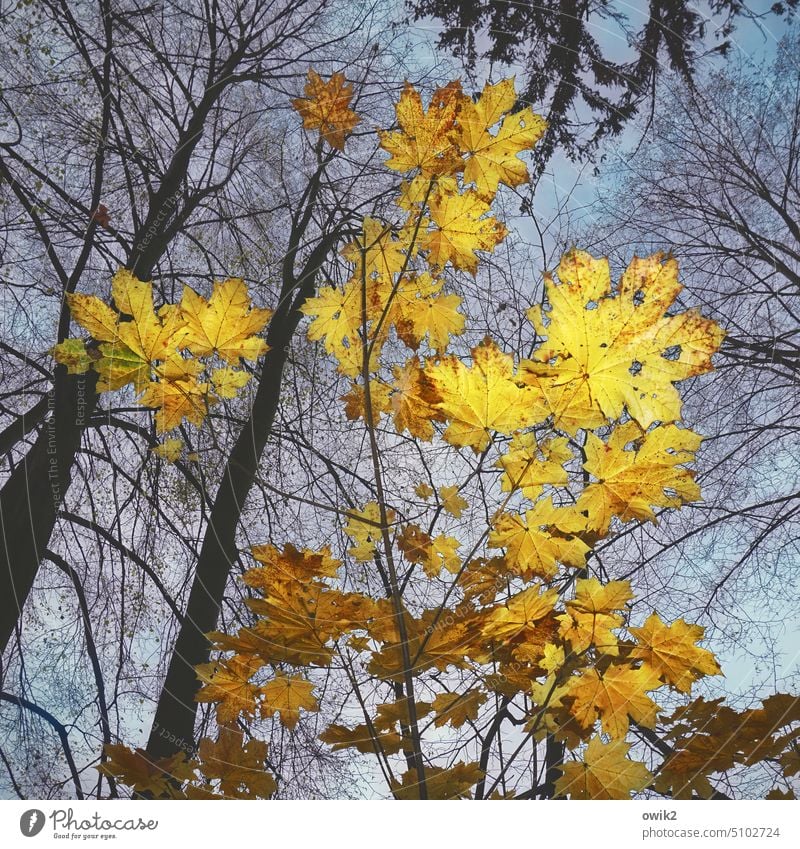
top-left (558, 578), bottom-right (633, 656)
top-left (496, 432), bottom-right (571, 501)
top-left (196, 725), bottom-right (276, 799)
top-left (113, 271), bottom-right (189, 363)
top-left (301, 282), bottom-right (362, 351)
top-left (526, 249), bottom-right (725, 429)
top-left (340, 379), bottom-right (392, 422)
top-left (65, 290), bottom-right (120, 342)
top-left (344, 502), bottom-right (393, 562)
top-left (211, 366), bottom-right (251, 399)
top-left (320, 723), bottom-right (404, 756)
top-left (439, 485), bottom-right (467, 517)
top-left (341, 216), bottom-right (407, 282)
top-left (566, 663), bottom-right (663, 738)
top-left (576, 421), bottom-right (702, 533)
top-left (260, 675), bottom-right (318, 729)
top-left (390, 761), bottom-right (483, 800)
top-left (98, 745), bottom-right (194, 797)
top-left (180, 278), bottom-right (270, 363)
top-left (379, 81), bottom-right (464, 177)
top-left (427, 338), bottom-right (548, 452)
top-left (457, 78), bottom-right (546, 200)
top-left (390, 357), bottom-right (445, 440)
top-left (415, 482), bottom-right (434, 499)
top-left (151, 438), bottom-right (183, 462)
top-left (246, 542), bottom-right (340, 588)
top-left (555, 736), bottom-right (652, 799)
top-left (489, 499), bottom-right (590, 580)
top-left (629, 613), bottom-right (722, 693)
top-left (431, 689), bottom-right (487, 728)
top-left (195, 654), bottom-right (263, 723)
top-left (395, 288), bottom-right (465, 352)
top-left (138, 374), bottom-right (212, 433)
top-left (424, 189), bottom-right (507, 274)
top-left (422, 534), bottom-right (461, 576)
top-left (482, 584), bottom-right (558, 643)
top-left (291, 69), bottom-right (360, 150)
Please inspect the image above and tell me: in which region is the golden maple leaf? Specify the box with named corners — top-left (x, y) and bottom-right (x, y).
top-left (576, 421), bottom-right (702, 533)
top-left (439, 484), bottom-right (467, 518)
top-left (629, 613), bottom-right (721, 693)
top-left (555, 736), bottom-right (652, 799)
top-left (98, 745), bottom-right (194, 797)
top-left (431, 689), bottom-right (487, 728)
top-left (496, 432), bottom-right (571, 501)
top-left (246, 542), bottom-right (340, 588)
top-left (291, 69), bottom-right (360, 150)
top-left (427, 338), bottom-right (548, 452)
top-left (260, 674), bottom-right (318, 729)
top-left (489, 498), bottom-right (590, 580)
top-left (151, 438), bottom-right (183, 462)
top-left (424, 189), bottom-right (507, 274)
top-left (340, 379), bottom-right (392, 422)
top-left (557, 578), bottom-right (633, 656)
top-left (379, 81), bottom-right (464, 177)
top-left (138, 373), bottom-right (212, 433)
top-left (524, 250), bottom-right (724, 429)
top-left (196, 725), bottom-right (276, 799)
top-left (456, 78), bottom-right (547, 200)
top-left (482, 584), bottom-right (558, 643)
top-left (390, 357), bottom-right (445, 440)
top-left (566, 663), bottom-right (663, 738)
top-left (180, 277), bottom-right (270, 363)
top-left (390, 761), bottom-right (483, 800)
top-left (341, 216), bottom-right (407, 282)
top-left (195, 653), bottom-right (263, 723)
top-left (344, 501), bottom-right (392, 561)
top-left (320, 723), bottom-right (404, 756)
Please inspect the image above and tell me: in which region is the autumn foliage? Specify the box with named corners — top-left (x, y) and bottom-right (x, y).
top-left (70, 71), bottom-right (800, 799)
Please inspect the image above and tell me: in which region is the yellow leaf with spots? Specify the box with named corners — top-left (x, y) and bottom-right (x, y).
top-left (291, 69), bottom-right (360, 150)
top-left (390, 357), bottom-right (445, 440)
top-left (340, 379), bottom-right (392, 422)
top-left (526, 250), bottom-right (724, 428)
top-left (379, 81), bottom-right (464, 177)
top-left (212, 367), bottom-right (251, 399)
top-left (51, 338), bottom-right (92, 374)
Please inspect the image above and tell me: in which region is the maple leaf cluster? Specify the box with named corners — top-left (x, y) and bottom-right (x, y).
top-left (52, 271), bottom-right (271, 448)
top-left (99, 73), bottom-right (798, 801)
